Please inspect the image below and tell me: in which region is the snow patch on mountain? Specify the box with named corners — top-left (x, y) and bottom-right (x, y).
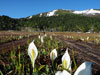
top-left (73, 9), bottom-right (100, 15)
top-left (39, 13), bottom-right (43, 17)
top-left (47, 10), bottom-right (58, 16)
top-left (29, 16), bottom-right (32, 19)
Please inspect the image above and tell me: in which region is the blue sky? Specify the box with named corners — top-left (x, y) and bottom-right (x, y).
top-left (0, 0), bottom-right (100, 18)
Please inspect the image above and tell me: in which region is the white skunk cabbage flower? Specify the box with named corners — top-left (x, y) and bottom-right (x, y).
top-left (96, 39), bottom-right (99, 44)
top-left (38, 35), bottom-right (41, 39)
top-left (74, 61), bottom-right (93, 75)
top-left (55, 70), bottom-right (71, 75)
top-left (80, 38), bottom-right (84, 41)
top-left (87, 37), bottom-right (89, 41)
top-left (28, 40), bottom-right (38, 70)
top-left (50, 49), bottom-right (57, 61)
top-left (41, 36), bottom-right (44, 43)
top-left (62, 48), bottom-right (71, 71)
top-left (50, 35), bottom-right (53, 40)
top-left (44, 33), bottom-right (47, 37)
top-left (55, 61), bottom-right (93, 75)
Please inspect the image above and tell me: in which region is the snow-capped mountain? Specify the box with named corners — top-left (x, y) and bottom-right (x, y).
top-left (27, 9), bottom-right (100, 18)
top-left (73, 9), bottom-right (100, 15)
top-left (38, 9), bottom-right (100, 17)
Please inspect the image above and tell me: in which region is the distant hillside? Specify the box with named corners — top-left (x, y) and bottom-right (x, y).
top-left (0, 15), bottom-right (21, 30)
top-left (22, 13), bottom-right (100, 32)
top-left (0, 9), bottom-right (100, 32)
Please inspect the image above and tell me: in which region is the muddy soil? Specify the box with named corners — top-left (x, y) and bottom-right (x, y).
top-left (0, 35), bottom-right (37, 55)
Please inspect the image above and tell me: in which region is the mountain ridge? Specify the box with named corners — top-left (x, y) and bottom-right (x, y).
top-left (27, 9), bottom-right (100, 18)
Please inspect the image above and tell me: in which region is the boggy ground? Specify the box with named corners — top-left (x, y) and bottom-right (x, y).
top-left (0, 31), bottom-right (100, 75)
top-left (54, 35), bottom-right (100, 75)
